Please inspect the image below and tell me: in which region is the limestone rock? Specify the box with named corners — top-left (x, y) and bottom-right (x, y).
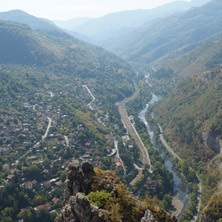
top-left (64, 160), bottom-right (95, 202)
top-left (55, 192), bottom-right (104, 222)
top-left (141, 210), bottom-right (157, 222)
top-left (55, 161), bottom-right (104, 222)
top-left (202, 128), bottom-right (222, 153)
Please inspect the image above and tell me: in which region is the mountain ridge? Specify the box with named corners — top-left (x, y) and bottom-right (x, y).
top-left (100, 0), bottom-right (222, 65)
top-left (0, 9), bottom-right (57, 30)
top-left (55, 0), bottom-right (211, 43)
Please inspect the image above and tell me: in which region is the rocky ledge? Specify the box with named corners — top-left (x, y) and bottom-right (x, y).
top-left (55, 161), bottom-right (176, 222)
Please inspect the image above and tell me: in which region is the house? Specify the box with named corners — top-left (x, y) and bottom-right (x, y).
top-left (147, 180), bottom-right (158, 191)
top-left (0, 147), bottom-right (9, 154)
top-left (85, 142), bottom-right (91, 147)
top-left (43, 180), bottom-right (53, 189)
top-left (2, 164), bottom-right (10, 171)
top-left (34, 204), bottom-right (51, 211)
top-left (27, 156), bottom-right (37, 161)
top-left (7, 174), bottom-right (14, 181)
top-left (52, 197), bottom-right (60, 204)
top-left (55, 181), bottom-right (62, 187)
top-left (128, 144), bottom-right (134, 151)
top-left (22, 181), bottom-right (33, 190)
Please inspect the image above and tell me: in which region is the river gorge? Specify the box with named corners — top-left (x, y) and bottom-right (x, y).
top-left (138, 93), bottom-right (190, 219)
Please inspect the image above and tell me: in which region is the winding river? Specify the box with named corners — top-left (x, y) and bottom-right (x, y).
top-left (138, 93), bottom-right (190, 219)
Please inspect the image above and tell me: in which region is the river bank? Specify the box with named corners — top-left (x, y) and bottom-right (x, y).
top-left (138, 93), bottom-right (190, 220)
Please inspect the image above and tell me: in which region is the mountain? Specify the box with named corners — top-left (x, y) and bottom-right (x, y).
top-left (0, 16), bottom-right (138, 222)
top-left (0, 21), bottom-right (59, 65)
top-left (159, 38), bottom-right (222, 78)
top-left (54, 17), bottom-right (92, 30)
top-left (152, 65), bottom-right (222, 221)
top-left (68, 0), bottom-right (211, 43)
top-left (101, 0), bottom-right (221, 65)
top-left (0, 19), bottom-right (133, 79)
top-left (0, 9), bottom-right (57, 30)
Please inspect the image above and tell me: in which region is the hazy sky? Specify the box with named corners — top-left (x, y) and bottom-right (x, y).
top-left (0, 0), bottom-right (190, 20)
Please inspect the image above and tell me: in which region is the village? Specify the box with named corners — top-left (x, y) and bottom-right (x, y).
top-left (0, 77), bottom-right (140, 214)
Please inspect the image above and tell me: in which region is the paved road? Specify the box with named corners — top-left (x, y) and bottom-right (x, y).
top-left (83, 85), bottom-right (95, 110)
top-left (42, 117), bottom-right (52, 140)
top-left (159, 124), bottom-right (181, 161)
top-left (115, 140), bottom-right (127, 175)
top-left (64, 136), bottom-right (69, 147)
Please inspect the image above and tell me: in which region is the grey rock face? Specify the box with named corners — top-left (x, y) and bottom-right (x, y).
top-left (202, 128), bottom-right (222, 153)
top-left (64, 160), bottom-right (95, 202)
top-left (55, 192), bottom-right (104, 222)
top-left (55, 161), bottom-right (104, 222)
top-left (141, 210), bottom-right (157, 222)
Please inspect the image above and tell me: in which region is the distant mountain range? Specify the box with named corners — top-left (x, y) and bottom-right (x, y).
top-left (160, 38), bottom-right (222, 78)
top-left (54, 17), bottom-right (92, 31)
top-left (0, 18), bottom-right (133, 80)
top-left (54, 0), bottom-right (211, 43)
top-left (99, 0), bottom-right (222, 66)
top-left (0, 10), bottom-right (57, 30)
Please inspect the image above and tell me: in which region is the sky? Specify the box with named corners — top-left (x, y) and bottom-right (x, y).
top-left (0, 0), bottom-right (190, 20)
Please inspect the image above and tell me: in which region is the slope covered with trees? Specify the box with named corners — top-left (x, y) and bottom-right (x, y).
top-left (0, 17), bottom-right (137, 222)
top-left (151, 66), bottom-right (222, 221)
top-left (101, 0), bottom-right (222, 66)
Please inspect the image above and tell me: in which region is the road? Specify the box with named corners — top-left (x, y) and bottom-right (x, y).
top-left (64, 136), bottom-right (69, 147)
top-left (33, 104), bottom-right (37, 110)
top-left (42, 117), bottom-right (52, 140)
top-left (49, 91), bottom-right (54, 97)
top-left (83, 85), bottom-right (95, 110)
top-left (158, 124), bottom-right (181, 161)
top-left (117, 82), bottom-right (152, 185)
top-left (115, 140), bottom-right (127, 175)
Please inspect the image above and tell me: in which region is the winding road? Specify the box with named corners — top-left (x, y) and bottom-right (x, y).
top-left (42, 117), bottom-right (52, 140)
top-left (82, 85), bottom-right (95, 110)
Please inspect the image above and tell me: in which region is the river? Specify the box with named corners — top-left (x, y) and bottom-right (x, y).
top-left (138, 93), bottom-right (189, 219)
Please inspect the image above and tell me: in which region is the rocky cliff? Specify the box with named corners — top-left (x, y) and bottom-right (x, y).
top-left (202, 127), bottom-right (222, 154)
top-left (55, 160), bottom-right (176, 222)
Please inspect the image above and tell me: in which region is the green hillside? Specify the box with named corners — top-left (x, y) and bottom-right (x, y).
top-left (151, 66), bottom-right (222, 221)
top-left (158, 38), bottom-right (222, 78)
top-left (68, 0), bottom-right (210, 43)
top-left (0, 18), bottom-right (138, 222)
top-left (0, 10), bottom-right (57, 30)
top-left (0, 20), bottom-right (134, 83)
top-left (0, 21), bottom-right (59, 65)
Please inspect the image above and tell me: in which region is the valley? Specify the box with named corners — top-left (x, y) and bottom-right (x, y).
top-left (1, 0), bottom-right (222, 221)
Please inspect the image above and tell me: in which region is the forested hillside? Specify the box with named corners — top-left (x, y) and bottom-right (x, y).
top-left (0, 18), bottom-right (136, 222)
top-left (151, 65), bottom-right (222, 221)
top-left (101, 0), bottom-right (222, 66)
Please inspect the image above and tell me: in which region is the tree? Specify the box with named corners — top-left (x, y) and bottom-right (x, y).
top-left (37, 209), bottom-right (51, 222)
top-left (0, 217), bottom-right (13, 222)
top-left (23, 208), bottom-right (38, 222)
top-left (110, 203), bottom-right (122, 222)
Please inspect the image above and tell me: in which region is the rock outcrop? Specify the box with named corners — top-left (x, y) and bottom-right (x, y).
top-left (64, 160), bottom-right (94, 201)
top-left (202, 128), bottom-right (222, 153)
top-left (141, 210), bottom-right (157, 222)
top-left (55, 161), bottom-right (104, 222)
top-left (55, 192), bottom-right (104, 222)
top-left (55, 160), bottom-right (177, 222)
